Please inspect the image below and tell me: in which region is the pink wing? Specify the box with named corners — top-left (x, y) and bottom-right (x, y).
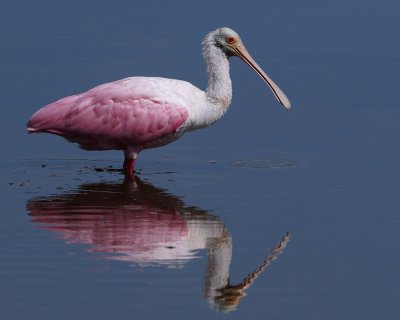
top-left (27, 78), bottom-right (190, 150)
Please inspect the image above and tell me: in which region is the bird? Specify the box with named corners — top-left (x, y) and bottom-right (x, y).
top-left (27, 27), bottom-right (291, 175)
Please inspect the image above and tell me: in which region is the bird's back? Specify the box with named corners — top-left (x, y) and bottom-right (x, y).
top-left (27, 77), bottom-right (203, 150)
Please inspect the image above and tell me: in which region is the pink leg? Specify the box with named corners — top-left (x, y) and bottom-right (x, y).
top-left (123, 148), bottom-right (138, 175)
top-left (123, 157), bottom-right (135, 174)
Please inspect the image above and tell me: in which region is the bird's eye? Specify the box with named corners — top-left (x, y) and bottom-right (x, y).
top-left (226, 36), bottom-right (236, 44)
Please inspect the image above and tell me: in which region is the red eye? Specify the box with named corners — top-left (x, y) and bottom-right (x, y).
top-left (226, 36), bottom-right (236, 44)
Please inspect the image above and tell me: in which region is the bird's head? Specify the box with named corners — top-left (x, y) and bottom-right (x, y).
top-left (212, 27), bottom-right (291, 110)
top-left (213, 27), bottom-right (242, 57)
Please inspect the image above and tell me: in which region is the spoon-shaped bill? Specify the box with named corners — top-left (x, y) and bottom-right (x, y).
top-left (235, 45), bottom-right (291, 109)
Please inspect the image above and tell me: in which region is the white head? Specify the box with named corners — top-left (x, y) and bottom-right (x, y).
top-left (211, 27), bottom-right (291, 109)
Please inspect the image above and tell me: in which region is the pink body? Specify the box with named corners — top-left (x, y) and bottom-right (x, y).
top-left (26, 77), bottom-right (209, 172)
top-left (27, 77), bottom-right (194, 151)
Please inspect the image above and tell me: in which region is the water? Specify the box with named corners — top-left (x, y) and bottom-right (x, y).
top-left (1, 0), bottom-right (400, 319)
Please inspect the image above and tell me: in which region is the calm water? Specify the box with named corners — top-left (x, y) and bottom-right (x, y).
top-left (1, 0), bottom-right (400, 319)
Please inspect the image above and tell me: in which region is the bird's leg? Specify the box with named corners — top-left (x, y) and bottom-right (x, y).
top-left (123, 148), bottom-right (138, 175)
top-left (123, 158), bottom-right (135, 175)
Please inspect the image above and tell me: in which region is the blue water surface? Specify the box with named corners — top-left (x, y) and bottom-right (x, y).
top-left (1, 0), bottom-right (399, 319)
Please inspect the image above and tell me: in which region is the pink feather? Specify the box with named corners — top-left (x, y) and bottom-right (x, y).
top-left (27, 77), bottom-right (190, 151)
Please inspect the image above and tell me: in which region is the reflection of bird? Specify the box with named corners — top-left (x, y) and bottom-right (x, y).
top-left (26, 177), bottom-right (290, 312)
top-left (26, 27), bottom-right (291, 174)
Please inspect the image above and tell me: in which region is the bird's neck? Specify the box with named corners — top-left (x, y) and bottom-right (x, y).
top-left (202, 34), bottom-right (232, 112)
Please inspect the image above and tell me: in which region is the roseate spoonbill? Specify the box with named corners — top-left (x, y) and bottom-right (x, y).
top-left (27, 27), bottom-right (291, 174)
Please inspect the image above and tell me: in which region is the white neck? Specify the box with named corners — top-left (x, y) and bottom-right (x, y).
top-left (202, 32), bottom-right (232, 112)
top-left (184, 32), bottom-right (233, 131)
